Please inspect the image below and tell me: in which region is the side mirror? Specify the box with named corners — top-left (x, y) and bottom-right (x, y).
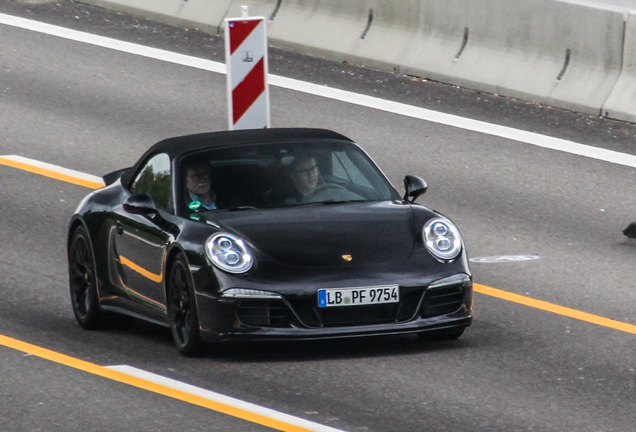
top-left (403, 175), bottom-right (427, 203)
top-left (123, 194), bottom-right (159, 217)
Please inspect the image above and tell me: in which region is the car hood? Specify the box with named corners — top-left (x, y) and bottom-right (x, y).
top-left (210, 202), bottom-right (417, 268)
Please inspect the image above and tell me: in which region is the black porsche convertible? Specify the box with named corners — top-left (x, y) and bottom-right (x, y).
top-left (68, 128), bottom-right (472, 355)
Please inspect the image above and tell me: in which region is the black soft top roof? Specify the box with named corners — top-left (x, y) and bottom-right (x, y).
top-left (120, 128), bottom-right (353, 188)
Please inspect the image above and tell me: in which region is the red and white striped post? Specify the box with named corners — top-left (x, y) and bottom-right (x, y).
top-left (224, 7), bottom-right (270, 130)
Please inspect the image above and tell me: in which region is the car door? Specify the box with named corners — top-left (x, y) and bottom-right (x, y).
top-left (110, 153), bottom-right (173, 313)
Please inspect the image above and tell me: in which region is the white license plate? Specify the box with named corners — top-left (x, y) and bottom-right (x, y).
top-left (318, 285), bottom-right (399, 307)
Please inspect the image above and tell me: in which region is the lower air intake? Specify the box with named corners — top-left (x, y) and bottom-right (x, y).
top-left (420, 284), bottom-right (464, 318)
top-left (235, 300), bottom-right (291, 328)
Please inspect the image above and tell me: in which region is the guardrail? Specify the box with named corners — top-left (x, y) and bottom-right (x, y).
top-left (79, 0), bottom-right (636, 122)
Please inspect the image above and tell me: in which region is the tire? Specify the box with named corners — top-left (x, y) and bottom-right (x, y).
top-left (167, 253), bottom-right (203, 356)
top-left (68, 225), bottom-right (103, 329)
top-left (417, 327), bottom-right (465, 341)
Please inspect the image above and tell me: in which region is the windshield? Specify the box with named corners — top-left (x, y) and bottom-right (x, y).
top-left (177, 139), bottom-right (399, 216)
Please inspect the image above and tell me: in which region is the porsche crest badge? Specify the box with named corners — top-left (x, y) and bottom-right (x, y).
top-left (341, 254), bottom-right (353, 262)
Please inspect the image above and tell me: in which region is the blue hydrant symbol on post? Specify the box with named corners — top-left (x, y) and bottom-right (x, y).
top-left (243, 51), bottom-right (253, 62)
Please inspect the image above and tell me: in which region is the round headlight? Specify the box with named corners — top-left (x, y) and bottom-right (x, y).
top-left (423, 218), bottom-right (462, 261)
top-left (205, 233), bottom-right (253, 273)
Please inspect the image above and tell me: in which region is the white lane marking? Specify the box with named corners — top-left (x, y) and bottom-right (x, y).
top-left (106, 365), bottom-right (348, 432)
top-left (0, 13), bottom-right (225, 73)
top-left (470, 255), bottom-right (541, 263)
top-left (2, 13), bottom-right (636, 168)
top-left (0, 155), bottom-right (105, 185)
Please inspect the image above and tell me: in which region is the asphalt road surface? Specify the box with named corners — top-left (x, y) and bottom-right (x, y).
top-left (0, 1), bottom-right (635, 431)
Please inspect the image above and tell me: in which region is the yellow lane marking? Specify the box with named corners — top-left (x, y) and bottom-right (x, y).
top-left (0, 334), bottom-right (320, 432)
top-left (0, 156), bottom-right (105, 189)
top-left (120, 256), bottom-right (163, 283)
top-left (474, 283), bottom-right (636, 335)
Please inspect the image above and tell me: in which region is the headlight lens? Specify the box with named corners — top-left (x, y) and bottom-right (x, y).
top-left (423, 218), bottom-right (463, 261)
top-left (205, 233), bottom-right (253, 273)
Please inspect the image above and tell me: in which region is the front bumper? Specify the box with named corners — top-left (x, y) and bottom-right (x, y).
top-left (194, 272), bottom-right (473, 343)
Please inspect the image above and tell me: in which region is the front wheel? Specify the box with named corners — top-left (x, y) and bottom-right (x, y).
top-left (167, 253), bottom-right (203, 356)
top-left (68, 225), bottom-right (103, 329)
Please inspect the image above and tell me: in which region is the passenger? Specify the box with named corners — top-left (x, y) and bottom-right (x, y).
top-left (186, 161), bottom-right (217, 211)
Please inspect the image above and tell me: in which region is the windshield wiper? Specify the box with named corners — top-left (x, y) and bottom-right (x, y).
top-left (290, 201), bottom-right (329, 207)
top-left (322, 199), bottom-right (367, 205)
top-left (289, 200), bottom-right (368, 207)
top-left (226, 206), bottom-right (258, 211)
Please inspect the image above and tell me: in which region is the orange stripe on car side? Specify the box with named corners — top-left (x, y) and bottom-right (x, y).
top-left (120, 256), bottom-right (163, 283)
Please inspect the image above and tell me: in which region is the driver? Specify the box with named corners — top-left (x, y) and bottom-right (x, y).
top-left (288, 155), bottom-right (319, 203)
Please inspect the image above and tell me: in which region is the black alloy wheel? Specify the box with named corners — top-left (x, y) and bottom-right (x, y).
top-left (167, 253), bottom-right (203, 356)
top-left (69, 225), bottom-right (103, 329)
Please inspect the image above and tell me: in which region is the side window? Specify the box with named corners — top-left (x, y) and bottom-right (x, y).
top-left (130, 153), bottom-right (172, 212)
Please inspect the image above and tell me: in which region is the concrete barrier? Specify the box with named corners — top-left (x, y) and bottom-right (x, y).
top-left (80, 0), bottom-right (183, 18)
top-left (75, 0), bottom-right (636, 121)
top-left (79, 0), bottom-right (233, 33)
top-left (221, 1), bottom-right (281, 26)
top-left (179, 0), bottom-right (233, 32)
top-left (269, 0), bottom-right (626, 116)
top-left (401, 0), bottom-right (626, 116)
top-left (603, 12), bottom-right (636, 123)
top-left (348, 0), bottom-right (625, 116)
top-left (266, 0), bottom-right (375, 61)
top-left (347, 1), bottom-right (422, 72)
